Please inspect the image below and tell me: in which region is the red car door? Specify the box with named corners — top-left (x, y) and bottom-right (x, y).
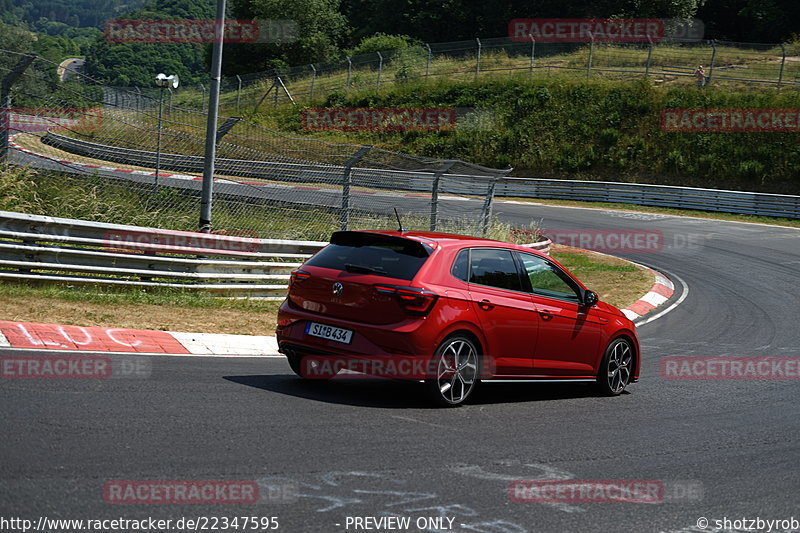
top-left (462, 248), bottom-right (538, 376)
top-left (516, 252), bottom-right (605, 378)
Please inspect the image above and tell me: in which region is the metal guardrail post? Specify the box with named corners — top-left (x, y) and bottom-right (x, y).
top-left (199, 0), bottom-right (226, 233)
top-left (310, 64), bottom-right (316, 100)
top-left (1, 54), bottom-right (35, 164)
top-left (340, 146), bottom-right (372, 230)
top-left (778, 43), bottom-right (786, 86)
top-left (529, 35), bottom-right (536, 75)
top-left (425, 44), bottom-right (432, 79)
top-left (475, 38), bottom-right (482, 80)
top-left (346, 56), bottom-right (352, 89)
top-left (429, 161), bottom-right (457, 231)
top-left (376, 52), bottom-right (383, 89)
top-left (479, 177), bottom-right (498, 235)
top-left (587, 33), bottom-right (594, 80)
top-left (645, 35), bottom-right (653, 78)
top-left (708, 40), bottom-right (717, 85)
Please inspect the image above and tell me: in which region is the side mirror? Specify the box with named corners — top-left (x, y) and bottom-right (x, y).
top-left (582, 289), bottom-right (598, 307)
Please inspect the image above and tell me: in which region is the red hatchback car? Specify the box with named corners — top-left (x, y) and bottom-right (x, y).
top-left (276, 230), bottom-right (640, 406)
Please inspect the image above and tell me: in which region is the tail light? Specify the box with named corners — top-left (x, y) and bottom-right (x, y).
top-left (289, 270), bottom-right (311, 288)
top-left (375, 285), bottom-right (438, 315)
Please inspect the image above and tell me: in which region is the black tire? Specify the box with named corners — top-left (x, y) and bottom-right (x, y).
top-left (596, 337), bottom-right (634, 396)
top-left (424, 334), bottom-right (481, 407)
top-left (286, 353), bottom-right (305, 378)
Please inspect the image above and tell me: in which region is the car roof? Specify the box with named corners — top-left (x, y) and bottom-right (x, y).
top-left (346, 229), bottom-right (545, 255)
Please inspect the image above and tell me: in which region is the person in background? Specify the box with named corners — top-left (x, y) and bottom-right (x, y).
top-left (695, 65), bottom-right (706, 88)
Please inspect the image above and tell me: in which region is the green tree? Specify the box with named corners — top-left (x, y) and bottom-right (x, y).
top-left (82, 0), bottom-right (214, 87)
top-left (341, 0), bottom-right (704, 44)
top-left (223, 0), bottom-right (347, 74)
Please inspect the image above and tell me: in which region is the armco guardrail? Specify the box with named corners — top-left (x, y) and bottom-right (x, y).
top-left (41, 132), bottom-right (800, 220)
top-left (497, 178), bottom-right (800, 219)
top-left (41, 132), bottom-right (497, 195)
top-left (0, 211), bottom-right (326, 299)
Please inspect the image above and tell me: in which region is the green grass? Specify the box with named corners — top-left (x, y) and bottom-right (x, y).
top-left (170, 41), bottom-right (798, 114)
top-left (553, 251), bottom-right (638, 272)
top-left (258, 76), bottom-right (800, 194)
top-left (0, 165), bottom-right (528, 241)
top-left (0, 281), bottom-right (278, 311)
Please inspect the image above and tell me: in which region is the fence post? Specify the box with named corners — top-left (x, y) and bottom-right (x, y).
top-left (199, 83), bottom-right (206, 112)
top-left (135, 86), bottom-right (142, 111)
top-left (199, 0), bottom-right (227, 233)
top-left (346, 56), bottom-right (352, 89)
top-left (778, 43), bottom-right (786, 86)
top-left (429, 161), bottom-right (457, 231)
top-left (645, 35), bottom-right (653, 78)
top-left (236, 74), bottom-right (242, 112)
top-left (310, 64), bottom-right (317, 100)
top-left (154, 86), bottom-right (165, 185)
top-left (475, 38), bottom-right (482, 80)
top-left (168, 86), bottom-right (173, 113)
top-left (479, 178), bottom-right (498, 235)
top-left (0, 54), bottom-right (36, 164)
top-left (708, 40), bottom-right (716, 85)
top-left (587, 32), bottom-right (594, 80)
top-left (340, 146), bottom-right (372, 230)
top-left (425, 43), bottom-right (432, 79)
top-left (529, 34), bottom-right (536, 74)
top-left (272, 69), bottom-right (279, 106)
top-left (376, 52), bottom-right (383, 89)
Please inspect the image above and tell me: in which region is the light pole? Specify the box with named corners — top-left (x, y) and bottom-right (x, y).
top-left (154, 73), bottom-right (179, 185)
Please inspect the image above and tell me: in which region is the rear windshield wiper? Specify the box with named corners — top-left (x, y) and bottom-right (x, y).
top-left (344, 263), bottom-right (387, 275)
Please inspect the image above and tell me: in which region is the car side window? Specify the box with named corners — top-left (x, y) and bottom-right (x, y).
top-left (451, 249), bottom-right (470, 281)
top-left (518, 253), bottom-right (581, 302)
top-left (468, 249), bottom-right (523, 292)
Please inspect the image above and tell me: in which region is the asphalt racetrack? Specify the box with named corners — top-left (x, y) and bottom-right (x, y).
top-left (2, 153), bottom-right (799, 532)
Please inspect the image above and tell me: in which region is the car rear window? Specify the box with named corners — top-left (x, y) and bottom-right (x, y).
top-left (305, 231), bottom-right (432, 280)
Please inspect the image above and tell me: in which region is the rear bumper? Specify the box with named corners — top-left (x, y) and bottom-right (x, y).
top-left (276, 300), bottom-right (440, 379)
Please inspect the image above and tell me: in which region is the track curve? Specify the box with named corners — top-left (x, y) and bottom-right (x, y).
top-left (1, 161), bottom-right (799, 532)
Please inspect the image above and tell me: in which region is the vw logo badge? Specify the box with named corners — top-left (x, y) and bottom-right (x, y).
top-left (332, 282), bottom-right (344, 296)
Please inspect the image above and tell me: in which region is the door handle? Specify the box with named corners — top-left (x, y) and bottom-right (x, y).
top-left (539, 311), bottom-right (554, 321)
top-left (478, 299), bottom-right (494, 311)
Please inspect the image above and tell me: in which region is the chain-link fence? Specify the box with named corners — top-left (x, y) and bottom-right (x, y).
top-left (213, 37), bottom-right (799, 112)
top-left (1, 49), bottom-right (512, 241)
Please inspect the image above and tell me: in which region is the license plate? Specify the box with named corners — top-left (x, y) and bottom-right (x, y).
top-left (305, 322), bottom-right (353, 344)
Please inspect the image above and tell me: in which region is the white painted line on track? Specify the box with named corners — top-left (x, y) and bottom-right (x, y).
top-left (0, 346), bottom-right (284, 358)
top-left (635, 272), bottom-right (690, 327)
